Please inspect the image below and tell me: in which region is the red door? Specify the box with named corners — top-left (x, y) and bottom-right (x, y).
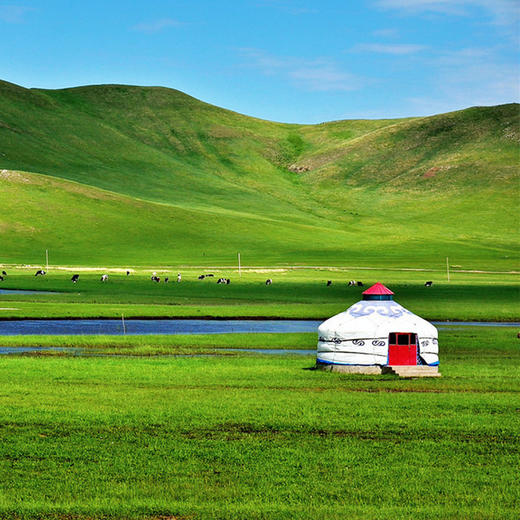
top-left (388, 333), bottom-right (417, 365)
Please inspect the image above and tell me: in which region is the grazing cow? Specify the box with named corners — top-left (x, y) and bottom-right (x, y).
top-left (177, 273), bottom-right (182, 283)
top-left (425, 281), bottom-right (433, 287)
top-left (164, 277), bottom-right (169, 283)
top-left (1, 271), bottom-right (6, 276)
top-left (206, 274), bottom-right (214, 277)
top-left (226, 278), bottom-right (230, 284)
top-left (101, 274), bottom-right (108, 282)
top-left (0, 276), bottom-right (3, 282)
top-left (71, 274), bottom-right (79, 283)
top-left (217, 278), bottom-right (225, 284)
top-left (35, 270), bottom-right (46, 276)
top-left (348, 280), bottom-right (356, 287)
top-left (126, 270), bottom-right (130, 276)
top-left (151, 276), bottom-right (160, 283)
top-left (357, 281), bottom-right (364, 287)
top-left (327, 280), bottom-right (332, 286)
top-left (198, 275), bottom-right (205, 280)
top-left (265, 279), bottom-right (273, 285)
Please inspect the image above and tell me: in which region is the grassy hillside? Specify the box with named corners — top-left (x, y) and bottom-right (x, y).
top-left (0, 80), bottom-right (518, 268)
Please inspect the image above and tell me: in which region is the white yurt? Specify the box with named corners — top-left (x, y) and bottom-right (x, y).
top-left (317, 283), bottom-right (439, 375)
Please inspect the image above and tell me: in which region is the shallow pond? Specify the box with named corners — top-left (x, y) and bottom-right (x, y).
top-left (0, 319), bottom-right (323, 336)
top-left (0, 318), bottom-right (516, 336)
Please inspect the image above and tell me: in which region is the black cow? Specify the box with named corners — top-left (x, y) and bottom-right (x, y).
top-left (164, 277), bottom-right (169, 283)
top-left (425, 281), bottom-right (433, 287)
top-left (206, 274), bottom-right (214, 277)
top-left (198, 275), bottom-right (205, 280)
top-left (71, 274), bottom-right (79, 283)
top-left (1, 271), bottom-right (6, 276)
top-left (327, 280), bottom-right (332, 286)
top-left (126, 270), bottom-right (130, 276)
top-left (265, 279), bottom-right (272, 285)
top-left (35, 270), bottom-right (46, 276)
top-left (357, 281), bottom-right (364, 287)
top-left (151, 276), bottom-right (160, 283)
top-left (0, 276), bottom-right (3, 282)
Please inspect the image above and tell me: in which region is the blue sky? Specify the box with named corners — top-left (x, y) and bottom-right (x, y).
top-left (1, 0), bottom-right (518, 123)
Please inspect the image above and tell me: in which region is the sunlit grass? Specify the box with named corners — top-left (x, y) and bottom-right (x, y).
top-left (0, 327), bottom-right (518, 519)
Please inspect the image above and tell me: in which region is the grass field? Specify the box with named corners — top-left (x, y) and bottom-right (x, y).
top-left (0, 267), bottom-right (518, 322)
top-left (0, 81), bottom-right (518, 268)
top-left (0, 80), bottom-right (518, 519)
top-left (0, 327), bottom-right (518, 519)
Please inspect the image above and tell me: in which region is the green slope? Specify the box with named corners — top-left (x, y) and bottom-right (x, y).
top-left (0, 80), bottom-right (518, 268)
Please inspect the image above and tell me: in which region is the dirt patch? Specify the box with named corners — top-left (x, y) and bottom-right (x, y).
top-left (423, 166), bottom-right (440, 178)
top-left (288, 164), bottom-right (310, 173)
top-left (423, 165), bottom-right (453, 178)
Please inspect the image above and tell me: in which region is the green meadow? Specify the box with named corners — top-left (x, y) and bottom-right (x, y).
top-left (0, 267), bottom-right (518, 321)
top-left (0, 81), bottom-right (518, 269)
top-left (0, 327), bottom-right (518, 519)
top-left (0, 80), bottom-right (519, 519)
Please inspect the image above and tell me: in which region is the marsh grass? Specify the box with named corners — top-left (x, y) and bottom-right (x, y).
top-left (0, 268), bottom-right (518, 321)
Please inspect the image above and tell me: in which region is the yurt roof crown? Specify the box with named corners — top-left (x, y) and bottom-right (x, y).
top-left (362, 282), bottom-right (394, 301)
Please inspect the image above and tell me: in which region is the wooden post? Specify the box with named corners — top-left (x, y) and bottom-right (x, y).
top-left (446, 257), bottom-right (450, 282)
top-left (238, 253), bottom-right (241, 277)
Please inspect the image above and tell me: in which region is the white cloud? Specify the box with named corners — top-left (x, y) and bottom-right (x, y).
top-left (133, 18), bottom-right (184, 33)
top-left (0, 5), bottom-right (34, 23)
top-left (353, 43), bottom-right (427, 54)
top-left (408, 47), bottom-right (519, 114)
top-left (374, 0), bottom-right (520, 27)
top-left (239, 49), bottom-right (362, 92)
top-left (372, 28), bottom-right (400, 38)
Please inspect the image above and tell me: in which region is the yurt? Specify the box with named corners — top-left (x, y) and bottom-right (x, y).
top-left (317, 283), bottom-right (440, 376)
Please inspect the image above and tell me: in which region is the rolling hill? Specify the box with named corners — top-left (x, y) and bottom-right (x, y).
top-left (0, 79), bottom-right (518, 268)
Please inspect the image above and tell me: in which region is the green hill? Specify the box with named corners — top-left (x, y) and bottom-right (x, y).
top-left (0, 79), bottom-right (518, 268)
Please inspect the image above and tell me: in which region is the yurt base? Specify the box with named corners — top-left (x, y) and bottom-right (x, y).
top-left (382, 365), bottom-right (441, 378)
top-left (316, 363), bottom-right (441, 377)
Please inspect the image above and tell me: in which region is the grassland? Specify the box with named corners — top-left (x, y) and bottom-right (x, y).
top-left (0, 326), bottom-right (518, 519)
top-left (0, 80), bottom-right (518, 519)
top-left (0, 267), bottom-right (518, 322)
top-left (0, 80), bottom-right (518, 268)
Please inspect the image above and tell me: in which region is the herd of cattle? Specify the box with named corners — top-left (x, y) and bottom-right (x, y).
top-left (0, 269), bottom-right (434, 287)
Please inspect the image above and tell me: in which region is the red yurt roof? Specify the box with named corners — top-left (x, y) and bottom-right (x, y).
top-left (362, 282), bottom-right (394, 295)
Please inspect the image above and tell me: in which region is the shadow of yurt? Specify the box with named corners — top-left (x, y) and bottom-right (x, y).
top-left (316, 283), bottom-right (441, 377)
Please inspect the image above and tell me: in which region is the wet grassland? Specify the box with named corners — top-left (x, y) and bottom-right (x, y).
top-left (0, 267), bottom-right (518, 518)
top-left (0, 326), bottom-right (519, 519)
top-left (0, 267), bottom-right (518, 322)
